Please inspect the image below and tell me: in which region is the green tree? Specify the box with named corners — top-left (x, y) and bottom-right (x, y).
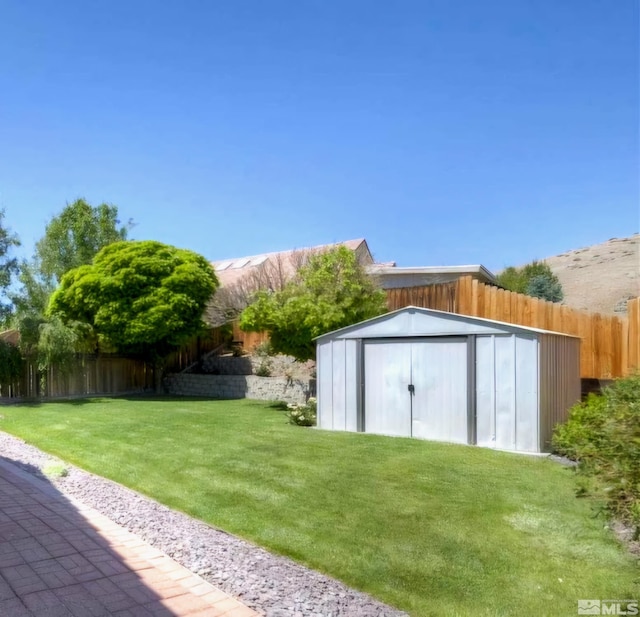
top-left (0, 339), bottom-right (23, 384)
top-left (36, 198), bottom-right (129, 285)
top-left (0, 209), bottom-right (20, 327)
top-left (12, 199), bottom-right (130, 359)
top-left (11, 260), bottom-right (53, 354)
top-left (48, 241), bottom-right (219, 387)
top-left (497, 260), bottom-right (564, 302)
top-left (36, 317), bottom-right (94, 373)
top-left (526, 274), bottom-right (563, 303)
top-left (240, 246), bottom-right (387, 361)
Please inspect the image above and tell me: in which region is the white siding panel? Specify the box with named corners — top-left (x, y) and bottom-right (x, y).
top-left (364, 341), bottom-right (411, 436)
top-left (494, 335), bottom-right (516, 450)
top-left (515, 335), bottom-right (539, 452)
top-left (317, 341), bottom-right (333, 430)
top-left (344, 340), bottom-right (359, 431)
top-left (331, 339), bottom-right (347, 431)
top-left (411, 339), bottom-right (468, 444)
top-left (475, 336), bottom-right (496, 448)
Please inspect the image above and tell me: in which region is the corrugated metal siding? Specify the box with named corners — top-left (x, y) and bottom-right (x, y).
top-left (515, 335), bottom-right (539, 452)
top-left (538, 334), bottom-right (581, 451)
top-left (363, 341), bottom-right (412, 436)
top-left (317, 341), bottom-right (333, 430)
top-left (410, 339), bottom-right (468, 443)
top-left (344, 340), bottom-right (359, 431)
top-left (317, 339), bottom-right (359, 431)
top-left (331, 339), bottom-right (347, 430)
top-left (475, 336), bottom-right (496, 448)
top-left (494, 336), bottom-right (517, 450)
top-left (475, 334), bottom-right (540, 452)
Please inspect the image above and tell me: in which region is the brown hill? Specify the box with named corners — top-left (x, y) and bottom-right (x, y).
top-left (543, 234), bottom-right (639, 315)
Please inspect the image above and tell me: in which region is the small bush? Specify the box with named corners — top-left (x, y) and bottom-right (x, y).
top-left (553, 375), bottom-right (640, 533)
top-left (231, 342), bottom-right (245, 357)
top-left (254, 340), bottom-right (274, 357)
top-left (287, 397), bottom-right (317, 426)
top-left (552, 393), bottom-right (609, 461)
top-left (43, 462), bottom-right (69, 479)
top-left (255, 359), bottom-right (272, 377)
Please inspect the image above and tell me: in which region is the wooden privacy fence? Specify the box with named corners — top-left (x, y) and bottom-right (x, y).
top-left (13, 279), bottom-right (627, 398)
top-left (163, 325), bottom-right (270, 374)
top-left (0, 326), bottom-right (269, 399)
top-left (629, 297), bottom-right (640, 374)
top-left (230, 321), bottom-right (270, 351)
top-left (164, 328), bottom-right (228, 373)
top-left (386, 276), bottom-right (639, 380)
top-left (0, 355), bottom-right (153, 400)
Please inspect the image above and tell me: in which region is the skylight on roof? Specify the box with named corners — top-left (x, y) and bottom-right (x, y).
top-left (250, 255), bottom-right (268, 266)
top-left (232, 258), bottom-right (251, 269)
top-left (215, 261), bottom-right (232, 271)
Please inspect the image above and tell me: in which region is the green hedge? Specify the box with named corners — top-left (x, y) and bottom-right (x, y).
top-left (553, 375), bottom-right (640, 534)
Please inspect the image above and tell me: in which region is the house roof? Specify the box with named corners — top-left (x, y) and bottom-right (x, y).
top-left (210, 237), bottom-right (498, 293)
top-left (211, 238), bottom-right (372, 287)
top-left (366, 264), bottom-right (497, 286)
top-left (314, 305), bottom-right (580, 341)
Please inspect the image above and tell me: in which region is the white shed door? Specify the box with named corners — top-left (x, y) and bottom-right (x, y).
top-left (364, 338), bottom-right (468, 443)
top-left (364, 341), bottom-right (412, 436)
top-left (411, 339), bottom-right (468, 444)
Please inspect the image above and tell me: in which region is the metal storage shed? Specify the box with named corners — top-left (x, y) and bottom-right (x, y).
top-left (315, 306), bottom-right (580, 453)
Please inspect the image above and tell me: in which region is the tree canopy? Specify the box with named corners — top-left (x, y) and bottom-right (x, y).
top-left (37, 198), bottom-right (129, 285)
top-left (0, 338), bottom-right (23, 383)
top-left (12, 199), bottom-right (130, 358)
top-left (240, 246), bottom-right (387, 361)
top-left (48, 241), bottom-right (219, 359)
top-left (497, 261), bottom-right (564, 303)
top-left (0, 209), bottom-right (20, 326)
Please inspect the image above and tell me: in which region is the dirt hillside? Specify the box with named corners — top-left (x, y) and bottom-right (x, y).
top-left (543, 234), bottom-right (639, 315)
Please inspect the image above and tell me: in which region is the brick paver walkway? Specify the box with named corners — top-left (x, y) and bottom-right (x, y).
top-left (0, 457), bottom-right (259, 617)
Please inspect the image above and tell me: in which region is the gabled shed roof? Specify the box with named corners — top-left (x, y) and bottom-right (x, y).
top-left (315, 306), bottom-right (580, 341)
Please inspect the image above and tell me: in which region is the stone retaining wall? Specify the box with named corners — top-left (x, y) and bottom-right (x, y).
top-left (199, 353), bottom-right (314, 381)
top-left (164, 373), bottom-right (310, 404)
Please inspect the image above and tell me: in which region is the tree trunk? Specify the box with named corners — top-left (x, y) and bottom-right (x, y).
top-left (153, 356), bottom-right (166, 393)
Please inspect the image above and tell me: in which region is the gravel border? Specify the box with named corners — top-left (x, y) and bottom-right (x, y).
top-left (0, 431), bottom-right (407, 617)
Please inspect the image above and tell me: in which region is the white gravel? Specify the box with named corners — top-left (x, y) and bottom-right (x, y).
top-left (0, 431), bottom-right (407, 617)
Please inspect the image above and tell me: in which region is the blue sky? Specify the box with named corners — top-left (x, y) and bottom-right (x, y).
top-left (0, 0), bottom-right (637, 272)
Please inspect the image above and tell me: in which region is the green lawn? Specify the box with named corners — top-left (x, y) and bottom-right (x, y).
top-left (1, 397), bottom-right (637, 616)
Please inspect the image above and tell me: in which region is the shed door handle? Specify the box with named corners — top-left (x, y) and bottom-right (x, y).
top-left (408, 384), bottom-right (415, 394)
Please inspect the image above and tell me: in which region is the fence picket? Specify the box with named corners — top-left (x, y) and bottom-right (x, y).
top-left (384, 276), bottom-right (638, 379)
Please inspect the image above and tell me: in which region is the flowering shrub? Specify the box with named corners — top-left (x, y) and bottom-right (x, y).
top-left (287, 397), bottom-right (317, 426)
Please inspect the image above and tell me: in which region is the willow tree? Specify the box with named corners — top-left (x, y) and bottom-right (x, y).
top-left (13, 199), bottom-right (131, 355)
